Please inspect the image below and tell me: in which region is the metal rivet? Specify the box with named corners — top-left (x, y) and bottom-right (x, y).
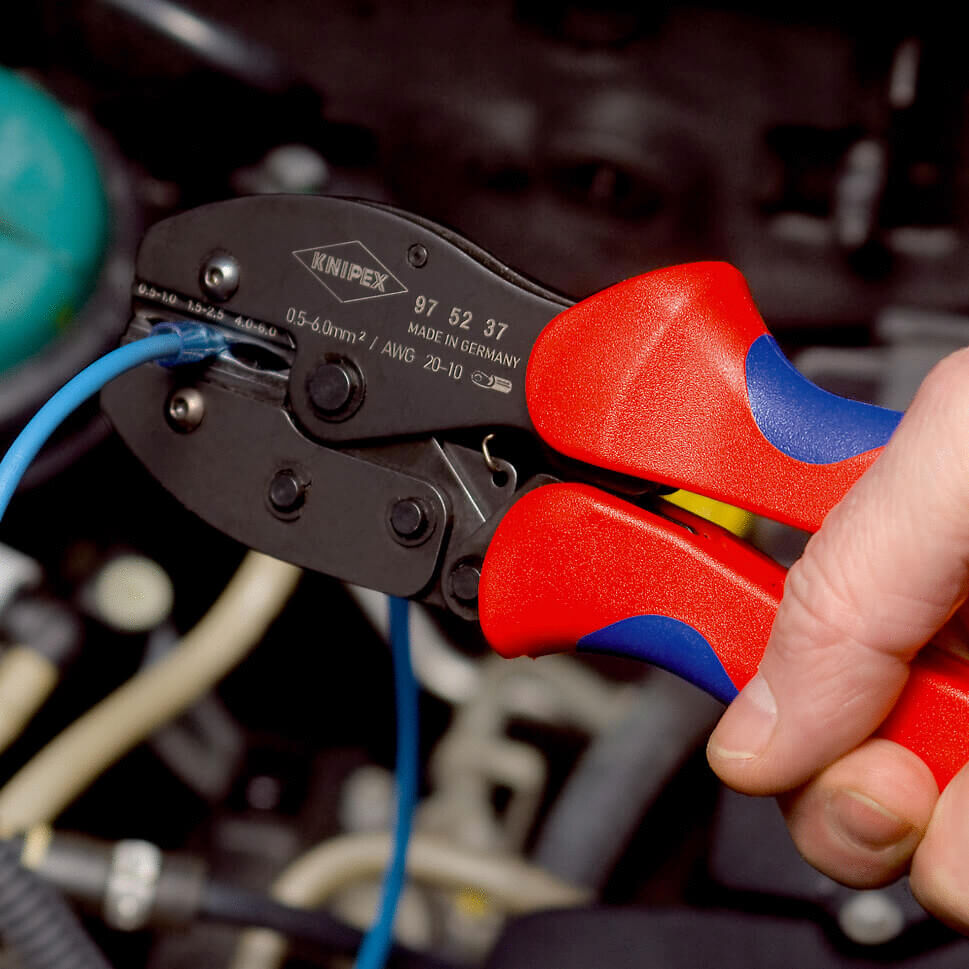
top-left (268, 470), bottom-right (306, 513)
top-left (407, 244), bottom-right (428, 268)
top-left (307, 358), bottom-right (363, 419)
top-left (309, 363), bottom-right (353, 413)
top-left (200, 250), bottom-right (240, 301)
top-left (390, 498), bottom-right (429, 542)
top-left (166, 388), bottom-right (205, 432)
top-left (450, 562), bottom-right (481, 604)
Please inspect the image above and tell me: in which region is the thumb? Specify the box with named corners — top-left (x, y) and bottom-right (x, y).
top-left (709, 349), bottom-right (969, 795)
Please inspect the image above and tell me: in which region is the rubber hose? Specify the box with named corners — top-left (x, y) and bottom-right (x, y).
top-left (202, 880), bottom-right (362, 950)
top-left (202, 881), bottom-right (458, 969)
top-left (533, 669), bottom-right (722, 889)
top-left (0, 838), bottom-right (112, 969)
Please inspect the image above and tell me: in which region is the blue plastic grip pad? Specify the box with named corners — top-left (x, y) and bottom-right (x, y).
top-left (746, 335), bottom-right (902, 465)
top-left (579, 615), bottom-right (739, 703)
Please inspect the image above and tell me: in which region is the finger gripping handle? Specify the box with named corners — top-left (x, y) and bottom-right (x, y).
top-left (526, 263), bottom-right (902, 532)
top-left (481, 484), bottom-right (969, 789)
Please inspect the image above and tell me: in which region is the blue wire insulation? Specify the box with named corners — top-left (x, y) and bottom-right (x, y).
top-left (354, 597), bottom-right (419, 969)
top-left (0, 326), bottom-right (225, 523)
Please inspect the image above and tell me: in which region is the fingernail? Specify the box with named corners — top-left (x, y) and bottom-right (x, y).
top-left (708, 671), bottom-right (777, 761)
top-left (827, 790), bottom-right (914, 852)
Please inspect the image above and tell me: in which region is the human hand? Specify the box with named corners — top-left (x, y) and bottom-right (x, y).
top-left (707, 348), bottom-right (969, 929)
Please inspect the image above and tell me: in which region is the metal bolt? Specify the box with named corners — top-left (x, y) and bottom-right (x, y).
top-left (268, 470), bottom-right (306, 513)
top-left (200, 250), bottom-right (240, 301)
top-left (307, 359), bottom-right (362, 418)
top-left (104, 840), bottom-right (161, 932)
top-left (407, 244), bottom-right (428, 268)
top-left (390, 498), bottom-right (429, 542)
top-left (166, 388), bottom-right (205, 432)
top-left (450, 562), bottom-right (481, 604)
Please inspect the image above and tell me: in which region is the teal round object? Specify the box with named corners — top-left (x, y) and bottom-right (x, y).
top-left (0, 69), bottom-right (109, 373)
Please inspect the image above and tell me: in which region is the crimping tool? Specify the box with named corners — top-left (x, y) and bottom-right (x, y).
top-left (102, 195), bottom-right (969, 789)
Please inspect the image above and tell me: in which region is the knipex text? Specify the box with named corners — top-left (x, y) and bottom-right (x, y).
top-left (310, 252), bottom-right (389, 292)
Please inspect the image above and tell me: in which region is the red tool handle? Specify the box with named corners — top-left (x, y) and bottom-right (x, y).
top-left (526, 262), bottom-right (901, 533)
top-left (480, 483), bottom-right (969, 790)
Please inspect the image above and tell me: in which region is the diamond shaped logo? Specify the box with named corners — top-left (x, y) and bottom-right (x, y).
top-left (292, 240), bottom-right (407, 303)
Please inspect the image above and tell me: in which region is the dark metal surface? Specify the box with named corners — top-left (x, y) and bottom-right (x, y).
top-left (103, 350), bottom-right (449, 599)
top-left (130, 196), bottom-right (567, 442)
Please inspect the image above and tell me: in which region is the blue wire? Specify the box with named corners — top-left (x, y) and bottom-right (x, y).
top-left (0, 326), bottom-right (224, 524)
top-left (0, 323), bottom-right (419, 969)
top-left (354, 596), bottom-right (419, 969)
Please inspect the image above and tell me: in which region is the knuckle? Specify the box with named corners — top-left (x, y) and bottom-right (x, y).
top-left (777, 551), bottom-right (865, 657)
top-left (779, 534), bottom-right (934, 666)
top-left (916, 347), bottom-right (969, 408)
top-left (769, 549), bottom-right (911, 743)
top-left (908, 349), bottom-right (969, 461)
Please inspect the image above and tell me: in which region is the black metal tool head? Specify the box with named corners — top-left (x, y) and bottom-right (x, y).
top-left (102, 196), bottom-right (569, 615)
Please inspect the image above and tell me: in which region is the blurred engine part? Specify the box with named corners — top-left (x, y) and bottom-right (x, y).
top-left (532, 670), bottom-right (722, 891)
top-left (0, 69), bottom-right (107, 374)
top-left (484, 907), bottom-right (969, 969)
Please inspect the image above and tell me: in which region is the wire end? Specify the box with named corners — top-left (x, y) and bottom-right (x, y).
top-left (152, 322), bottom-right (228, 367)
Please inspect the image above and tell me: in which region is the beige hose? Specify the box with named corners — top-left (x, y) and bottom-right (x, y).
top-left (230, 831), bottom-right (589, 969)
top-left (0, 552), bottom-right (301, 835)
top-left (0, 646), bottom-right (59, 755)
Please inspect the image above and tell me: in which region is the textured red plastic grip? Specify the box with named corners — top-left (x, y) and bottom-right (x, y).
top-left (525, 262), bottom-right (881, 533)
top-left (480, 484), bottom-right (969, 789)
top-left (480, 483), bottom-right (784, 685)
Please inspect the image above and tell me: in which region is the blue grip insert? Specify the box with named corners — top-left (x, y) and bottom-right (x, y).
top-left (746, 334), bottom-right (902, 465)
top-left (578, 615), bottom-right (738, 703)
